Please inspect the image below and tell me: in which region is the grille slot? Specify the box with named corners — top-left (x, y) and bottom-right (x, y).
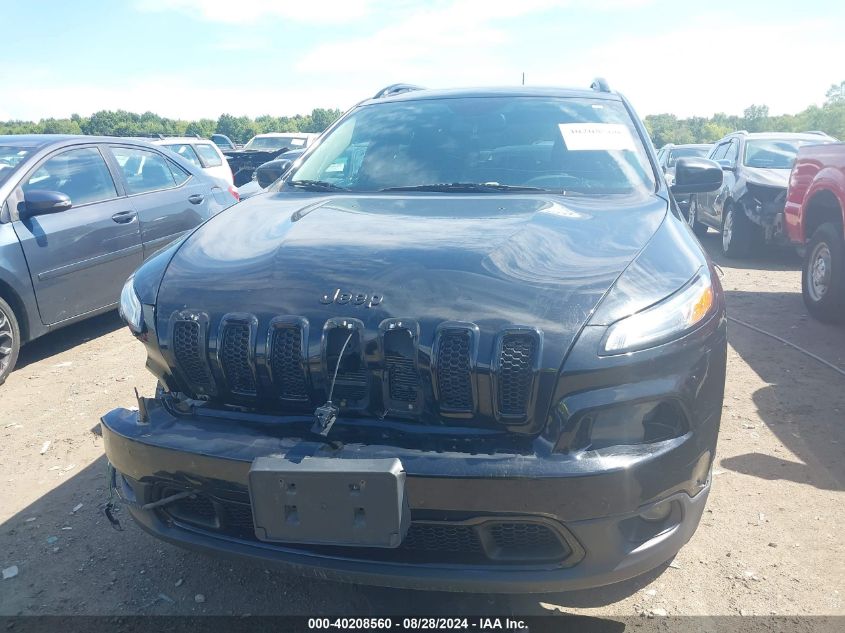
top-left (498, 333), bottom-right (537, 416)
top-left (220, 321), bottom-right (256, 396)
top-left (384, 328), bottom-right (419, 404)
top-left (325, 326), bottom-right (367, 403)
top-left (172, 320), bottom-right (213, 393)
top-left (436, 330), bottom-right (474, 412)
top-left (270, 326), bottom-right (309, 401)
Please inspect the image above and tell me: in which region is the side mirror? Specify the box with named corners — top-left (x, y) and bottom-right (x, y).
top-left (670, 157), bottom-right (723, 194)
top-left (256, 159), bottom-right (292, 189)
top-left (716, 159), bottom-right (735, 171)
top-left (22, 190), bottom-right (72, 219)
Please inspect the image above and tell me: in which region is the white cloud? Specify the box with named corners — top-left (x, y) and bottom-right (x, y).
top-left (135, 0), bottom-right (373, 24)
top-left (566, 17), bottom-right (845, 116)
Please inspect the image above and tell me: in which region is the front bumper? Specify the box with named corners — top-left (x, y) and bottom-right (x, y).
top-left (102, 398), bottom-right (714, 593)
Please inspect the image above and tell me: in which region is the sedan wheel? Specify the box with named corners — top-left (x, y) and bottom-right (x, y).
top-left (687, 199), bottom-right (708, 238)
top-left (0, 298), bottom-right (21, 386)
top-left (721, 207), bottom-right (733, 251)
top-left (721, 203), bottom-right (752, 258)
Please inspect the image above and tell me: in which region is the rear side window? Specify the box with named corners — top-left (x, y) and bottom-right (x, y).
top-left (163, 143), bottom-right (201, 167)
top-left (194, 143), bottom-right (223, 167)
top-left (168, 160), bottom-right (191, 185)
top-left (22, 147), bottom-right (117, 206)
top-left (111, 147), bottom-right (177, 194)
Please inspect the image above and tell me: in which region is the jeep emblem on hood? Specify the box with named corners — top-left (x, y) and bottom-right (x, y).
top-left (320, 289), bottom-right (383, 308)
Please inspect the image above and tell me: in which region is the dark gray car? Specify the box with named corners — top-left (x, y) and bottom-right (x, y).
top-left (0, 135), bottom-right (238, 384)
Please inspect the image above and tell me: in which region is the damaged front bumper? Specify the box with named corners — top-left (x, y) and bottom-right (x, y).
top-left (741, 184), bottom-right (788, 243)
top-left (101, 397), bottom-right (714, 593)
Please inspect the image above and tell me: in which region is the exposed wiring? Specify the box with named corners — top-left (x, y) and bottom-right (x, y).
top-left (327, 329), bottom-right (355, 404)
top-left (728, 316), bottom-right (845, 379)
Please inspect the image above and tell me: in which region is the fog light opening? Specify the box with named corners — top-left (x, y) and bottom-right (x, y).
top-left (639, 500), bottom-right (673, 523)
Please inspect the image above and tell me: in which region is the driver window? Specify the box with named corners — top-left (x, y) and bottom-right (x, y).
top-left (724, 141), bottom-right (739, 164)
top-left (22, 147), bottom-right (117, 207)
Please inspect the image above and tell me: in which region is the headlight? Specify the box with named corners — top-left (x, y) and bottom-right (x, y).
top-left (118, 275), bottom-right (144, 333)
top-left (602, 268), bottom-right (714, 354)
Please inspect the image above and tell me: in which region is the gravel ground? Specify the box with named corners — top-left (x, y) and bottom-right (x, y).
top-left (1, 231), bottom-right (843, 624)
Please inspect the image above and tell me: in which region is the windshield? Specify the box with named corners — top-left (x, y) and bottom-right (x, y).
top-left (245, 136), bottom-right (309, 151)
top-left (0, 146), bottom-right (32, 186)
top-left (743, 139), bottom-right (820, 169)
top-left (287, 96), bottom-right (656, 195)
top-left (668, 146), bottom-right (710, 167)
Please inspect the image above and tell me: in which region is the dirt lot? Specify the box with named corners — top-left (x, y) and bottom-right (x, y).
top-left (1, 232), bottom-right (843, 622)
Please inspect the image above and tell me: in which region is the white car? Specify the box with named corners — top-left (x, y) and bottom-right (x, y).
top-left (242, 133), bottom-right (318, 151)
top-left (153, 137), bottom-right (234, 187)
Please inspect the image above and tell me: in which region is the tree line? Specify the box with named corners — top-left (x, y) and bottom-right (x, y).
top-left (0, 108), bottom-right (344, 143)
top-left (2, 81), bottom-right (844, 147)
top-left (644, 81), bottom-right (845, 147)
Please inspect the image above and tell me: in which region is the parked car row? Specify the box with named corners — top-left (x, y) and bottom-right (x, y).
top-left (223, 132), bottom-right (318, 186)
top-left (0, 135), bottom-right (239, 384)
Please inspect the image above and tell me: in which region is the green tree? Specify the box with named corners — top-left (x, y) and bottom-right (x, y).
top-left (825, 81), bottom-right (845, 105)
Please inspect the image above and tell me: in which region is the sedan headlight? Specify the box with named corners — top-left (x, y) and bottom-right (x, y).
top-left (118, 275), bottom-right (144, 333)
top-left (602, 269), bottom-right (714, 354)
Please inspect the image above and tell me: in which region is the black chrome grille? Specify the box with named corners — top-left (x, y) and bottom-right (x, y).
top-left (498, 333), bottom-right (537, 416)
top-left (220, 321), bottom-right (256, 396)
top-left (172, 320), bottom-right (213, 392)
top-left (270, 326), bottom-right (308, 401)
top-left (437, 331), bottom-right (473, 411)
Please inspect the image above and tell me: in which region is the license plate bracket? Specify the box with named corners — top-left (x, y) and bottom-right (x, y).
top-left (248, 456), bottom-right (409, 548)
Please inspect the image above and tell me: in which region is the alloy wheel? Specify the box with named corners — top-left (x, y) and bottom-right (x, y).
top-left (0, 307), bottom-right (14, 376)
top-left (722, 207), bottom-right (733, 252)
top-left (807, 241), bottom-right (832, 302)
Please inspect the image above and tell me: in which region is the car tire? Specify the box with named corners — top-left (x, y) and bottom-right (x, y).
top-left (802, 222), bottom-right (845, 323)
top-left (686, 199), bottom-right (709, 239)
top-left (721, 202), bottom-right (753, 258)
top-left (0, 297), bottom-right (21, 386)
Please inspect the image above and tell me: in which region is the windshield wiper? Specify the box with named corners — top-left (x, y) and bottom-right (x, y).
top-left (380, 182), bottom-right (548, 193)
top-left (288, 179), bottom-right (349, 192)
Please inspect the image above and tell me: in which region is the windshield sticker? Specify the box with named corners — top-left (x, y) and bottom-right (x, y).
top-left (559, 123), bottom-right (635, 151)
top-left (290, 138), bottom-right (306, 146)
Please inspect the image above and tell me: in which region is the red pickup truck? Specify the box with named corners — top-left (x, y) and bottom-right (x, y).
top-left (785, 143), bottom-right (845, 322)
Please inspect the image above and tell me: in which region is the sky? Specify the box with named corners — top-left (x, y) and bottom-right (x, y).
top-left (2, 0), bottom-right (844, 122)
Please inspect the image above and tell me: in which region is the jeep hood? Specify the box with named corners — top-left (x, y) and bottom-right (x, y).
top-left (158, 193), bottom-right (665, 345)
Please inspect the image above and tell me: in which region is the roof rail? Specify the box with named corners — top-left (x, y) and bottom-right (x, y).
top-left (372, 83), bottom-right (425, 99)
top-left (733, 130), bottom-right (749, 135)
top-left (590, 77), bottom-right (610, 93)
top-left (803, 130), bottom-right (833, 137)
